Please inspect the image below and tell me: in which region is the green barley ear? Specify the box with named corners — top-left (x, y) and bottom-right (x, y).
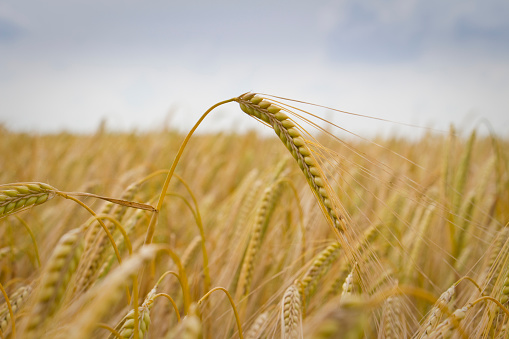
top-left (236, 94), bottom-right (346, 235)
top-left (109, 284), bottom-right (160, 339)
top-left (0, 182), bottom-right (56, 219)
top-left (110, 291), bottom-right (155, 339)
top-left (296, 241), bottom-right (341, 309)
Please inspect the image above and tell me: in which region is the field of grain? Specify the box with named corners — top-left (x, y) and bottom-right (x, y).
top-left (1, 94), bottom-right (508, 338)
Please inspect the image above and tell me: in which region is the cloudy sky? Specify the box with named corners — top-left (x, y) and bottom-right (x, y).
top-left (1, 0), bottom-right (508, 136)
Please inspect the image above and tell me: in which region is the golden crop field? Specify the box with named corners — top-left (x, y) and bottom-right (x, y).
top-left (1, 93), bottom-right (508, 338)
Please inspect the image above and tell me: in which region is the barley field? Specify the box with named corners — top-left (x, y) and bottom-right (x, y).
top-left (1, 93), bottom-right (508, 338)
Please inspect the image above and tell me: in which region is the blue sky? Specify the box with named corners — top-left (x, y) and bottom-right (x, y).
top-left (0, 0), bottom-right (508, 136)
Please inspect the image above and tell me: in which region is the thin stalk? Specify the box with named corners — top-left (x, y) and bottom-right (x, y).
top-left (144, 97), bottom-right (237, 245)
top-left (471, 296), bottom-right (509, 316)
top-left (156, 245), bottom-right (191, 314)
top-left (92, 214), bottom-right (133, 255)
top-left (167, 192), bottom-right (211, 293)
top-left (154, 293), bottom-right (181, 322)
top-left (97, 323), bottom-right (122, 338)
top-left (14, 216), bottom-right (41, 267)
top-left (198, 287), bottom-right (244, 339)
top-left (175, 174), bottom-right (211, 294)
top-left (56, 192), bottom-right (123, 267)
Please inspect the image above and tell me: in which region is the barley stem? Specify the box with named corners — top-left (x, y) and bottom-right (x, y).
top-left (57, 192), bottom-right (123, 268)
top-left (153, 293), bottom-right (181, 322)
top-left (145, 97), bottom-right (236, 245)
top-left (198, 286), bottom-right (244, 339)
top-left (14, 216), bottom-right (41, 267)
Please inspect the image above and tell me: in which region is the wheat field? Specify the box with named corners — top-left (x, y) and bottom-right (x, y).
top-left (1, 93), bottom-right (508, 338)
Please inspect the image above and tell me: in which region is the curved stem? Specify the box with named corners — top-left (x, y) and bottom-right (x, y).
top-left (168, 192), bottom-right (211, 293)
top-left (156, 245), bottom-right (191, 314)
top-left (91, 214), bottom-right (133, 255)
top-left (198, 287), bottom-right (244, 339)
top-left (454, 276), bottom-right (483, 295)
top-left (14, 216), bottom-right (41, 267)
top-left (174, 174), bottom-right (211, 294)
top-left (57, 193), bottom-right (134, 304)
top-left (56, 192), bottom-right (123, 266)
top-left (156, 270), bottom-right (183, 288)
top-left (136, 169), bottom-right (171, 185)
top-left (97, 323), bottom-right (122, 338)
top-left (471, 296), bottom-right (509, 316)
top-left (154, 293), bottom-right (181, 322)
top-left (59, 191), bottom-right (155, 212)
top-left (144, 97), bottom-right (237, 245)
top-left (368, 285), bottom-right (439, 309)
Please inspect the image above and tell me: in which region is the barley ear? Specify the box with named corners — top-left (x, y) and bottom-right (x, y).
top-left (245, 311), bottom-right (269, 339)
top-left (0, 285), bottom-right (32, 335)
top-left (296, 241), bottom-right (341, 310)
top-left (24, 227), bottom-right (83, 337)
top-left (383, 295), bottom-right (406, 339)
top-left (66, 245), bottom-right (158, 339)
top-left (237, 94), bottom-right (346, 234)
top-left (418, 285), bottom-right (455, 339)
top-left (281, 284), bottom-right (303, 339)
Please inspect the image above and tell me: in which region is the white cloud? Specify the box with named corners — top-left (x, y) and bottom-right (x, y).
top-left (0, 0), bottom-right (508, 137)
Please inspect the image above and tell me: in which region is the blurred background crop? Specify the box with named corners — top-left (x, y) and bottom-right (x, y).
top-left (0, 0), bottom-right (508, 136)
